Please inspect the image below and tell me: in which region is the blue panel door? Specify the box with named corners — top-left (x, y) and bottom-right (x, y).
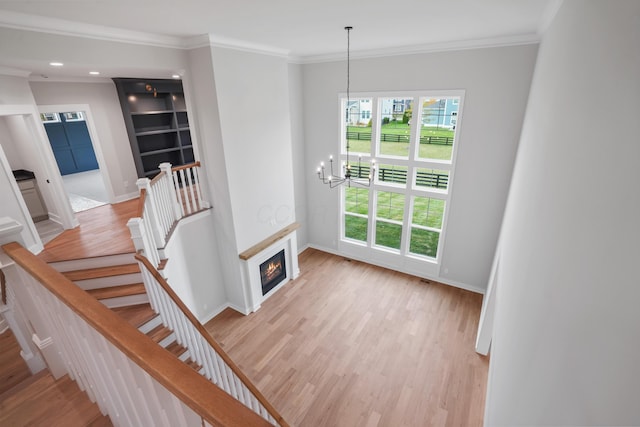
top-left (45, 115), bottom-right (99, 175)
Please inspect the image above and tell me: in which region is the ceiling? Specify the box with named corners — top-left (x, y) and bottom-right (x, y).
top-left (0, 0), bottom-right (558, 78)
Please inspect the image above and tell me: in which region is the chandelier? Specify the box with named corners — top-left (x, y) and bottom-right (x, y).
top-left (317, 26), bottom-right (376, 188)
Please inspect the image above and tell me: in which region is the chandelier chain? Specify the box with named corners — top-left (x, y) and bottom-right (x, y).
top-left (316, 25), bottom-right (375, 189)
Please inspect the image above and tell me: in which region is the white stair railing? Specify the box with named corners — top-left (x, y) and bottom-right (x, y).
top-left (134, 253), bottom-right (287, 427)
top-left (127, 162), bottom-right (209, 269)
top-left (1, 241), bottom-right (273, 427)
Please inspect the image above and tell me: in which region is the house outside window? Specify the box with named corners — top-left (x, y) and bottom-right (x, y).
top-left (340, 90), bottom-right (464, 276)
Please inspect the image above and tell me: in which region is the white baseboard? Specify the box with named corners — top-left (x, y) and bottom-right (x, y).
top-left (198, 301), bottom-right (232, 325)
top-left (114, 191), bottom-right (140, 203)
top-left (298, 243), bottom-right (311, 254)
top-left (307, 244), bottom-right (485, 295)
top-left (50, 211), bottom-right (79, 229)
top-left (0, 317), bottom-right (8, 334)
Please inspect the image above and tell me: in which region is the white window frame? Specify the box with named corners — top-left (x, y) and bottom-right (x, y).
top-left (338, 90), bottom-right (465, 277)
top-left (62, 111), bottom-right (85, 122)
top-left (40, 112), bottom-right (60, 123)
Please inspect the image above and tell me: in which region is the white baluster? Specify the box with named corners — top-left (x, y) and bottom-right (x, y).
top-left (185, 167), bottom-right (197, 213)
top-left (160, 162), bottom-right (183, 221)
top-left (178, 169), bottom-right (192, 215)
top-left (172, 170), bottom-right (186, 218)
top-left (192, 166), bottom-right (206, 210)
top-left (136, 178), bottom-right (166, 247)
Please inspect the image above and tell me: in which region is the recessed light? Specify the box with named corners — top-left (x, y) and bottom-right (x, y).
top-left (89, 71), bottom-right (100, 75)
top-left (49, 62), bottom-right (64, 67)
top-left (172, 74), bottom-right (181, 79)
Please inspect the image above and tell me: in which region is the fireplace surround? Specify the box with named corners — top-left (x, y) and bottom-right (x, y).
top-left (239, 223), bottom-right (299, 313)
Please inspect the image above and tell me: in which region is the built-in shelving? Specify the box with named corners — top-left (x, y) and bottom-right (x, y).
top-left (113, 78), bottom-right (193, 178)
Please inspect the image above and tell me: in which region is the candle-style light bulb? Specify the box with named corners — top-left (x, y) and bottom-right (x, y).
top-left (321, 161), bottom-right (325, 167)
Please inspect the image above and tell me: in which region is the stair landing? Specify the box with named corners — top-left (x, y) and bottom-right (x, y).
top-left (38, 199), bottom-right (138, 263)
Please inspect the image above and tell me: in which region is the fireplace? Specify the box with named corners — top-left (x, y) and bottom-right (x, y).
top-left (259, 249), bottom-right (286, 296)
top-left (239, 222), bottom-right (300, 314)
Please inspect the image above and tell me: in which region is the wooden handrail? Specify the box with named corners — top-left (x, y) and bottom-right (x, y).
top-left (2, 242), bottom-right (271, 427)
top-left (149, 172), bottom-right (164, 185)
top-left (137, 188), bottom-right (147, 218)
top-left (172, 161), bottom-right (201, 172)
top-left (134, 252), bottom-right (289, 427)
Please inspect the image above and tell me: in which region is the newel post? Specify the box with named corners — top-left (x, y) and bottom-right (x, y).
top-left (0, 217), bottom-right (49, 375)
top-left (127, 217), bottom-right (160, 269)
top-left (136, 178), bottom-right (166, 248)
top-left (159, 162), bottom-right (183, 221)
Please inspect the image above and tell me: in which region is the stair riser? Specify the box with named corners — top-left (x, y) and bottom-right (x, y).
top-left (98, 294), bottom-right (149, 309)
top-left (48, 253), bottom-right (137, 272)
top-left (74, 273), bottom-right (143, 290)
top-left (138, 315), bottom-right (162, 335)
top-left (159, 333), bottom-right (177, 348)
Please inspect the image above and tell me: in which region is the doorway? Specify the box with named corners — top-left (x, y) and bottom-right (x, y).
top-left (42, 111), bottom-right (109, 212)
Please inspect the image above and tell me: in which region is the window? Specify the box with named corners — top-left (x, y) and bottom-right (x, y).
top-left (40, 112), bottom-right (60, 123)
top-left (63, 111), bottom-right (85, 122)
top-left (341, 91), bottom-right (463, 268)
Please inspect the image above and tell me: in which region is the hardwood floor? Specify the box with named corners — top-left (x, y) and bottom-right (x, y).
top-left (0, 329), bottom-right (111, 426)
top-left (0, 329), bottom-right (31, 396)
top-left (206, 248), bottom-right (488, 427)
top-left (38, 199), bottom-right (138, 263)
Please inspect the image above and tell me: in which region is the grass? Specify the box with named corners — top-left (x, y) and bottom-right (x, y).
top-left (347, 123), bottom-right (454, 160)
top-left (344, 189), bottom-right (444, 257)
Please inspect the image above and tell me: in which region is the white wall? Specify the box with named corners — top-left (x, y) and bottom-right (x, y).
top-left (163, 212), bottom-right (228, 323)
top-left (485, 1), bottom-right (640, 425)
top-left (302, 44), bottom-right (538, 291)
top-left (0, 117), bottom-right (24, 169)
top-left (211, 47), bottom-right (296, 253)
top-left (184, 46), bottom-right (246, 312)
top-left (0, 74), bottom-right (37, 105)
top-left (0, 144), bottom-right (40, 250)
top-left (288, 63), bottom-right (308, 250)
top-left (0, 74), bottom-right (74, 229)
top-left (29, 81), bottom-right (139, 199)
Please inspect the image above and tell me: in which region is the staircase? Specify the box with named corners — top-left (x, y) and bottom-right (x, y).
top-left (1, 252), bottom-right (207, 426)
top-left (49, 253), bottom-right (202, 373)
top-left (0, 332), bottom-right (111, 426)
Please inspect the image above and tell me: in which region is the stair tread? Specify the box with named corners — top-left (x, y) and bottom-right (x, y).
top-left (147, 325), bottom-right (173, 343)
top-left (111, 303), bottom-right (156, 328)
top-left (0, 369), bottom-right (49, 403)
top-left (165, 341), bottom-right (188, 358)
top-left (87, 283), bottom-right (146, 300)
top-left (62, 263), bottom-right (140, 281)
top-left (0, 373), bottom-right (111, 426)
top-left (162, 341), bottom-right (201, 372)
top-left (185, 359), bottom-right (202, 372)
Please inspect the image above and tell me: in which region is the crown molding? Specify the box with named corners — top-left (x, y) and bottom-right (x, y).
top-left (295, 33), bottom-right (541, 64)
top-left (0, 11), bottom-right (293, 57)
top-left (28, 75), bottom-right (112, 84)
top-left (0, 10), bottom-right (541, 63)
top-left (0, 10), bottom-right (184, 48)
top-left (538, 0), bottom-right (564, 35)
top-left (183, 33), bottom-right (290, 58)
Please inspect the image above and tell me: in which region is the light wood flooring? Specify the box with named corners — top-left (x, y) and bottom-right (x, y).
top-left (0, 329), bottom-right (111, 426)
top-left (0, 329), bottom-right (31, 396)
top-left (206, 248), bottom-right (488, 427)
top-left (38, 199), bottom-right (137, 263)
